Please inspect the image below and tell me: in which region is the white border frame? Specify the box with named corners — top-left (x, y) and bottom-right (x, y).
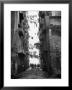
top-left (4, 4), bottom-right (69, 87)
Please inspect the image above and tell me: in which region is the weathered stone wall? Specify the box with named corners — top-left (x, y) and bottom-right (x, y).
top-left (39, 11), bottom-right (61, 77)
top-left (49, 29), bottom-right (61, 75)
top-left (11, 12), bottom-right (29, 77)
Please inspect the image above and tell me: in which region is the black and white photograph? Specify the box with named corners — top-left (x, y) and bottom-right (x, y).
top-left (4, 4), bottom-right (69, 86)
top-left (11, 11), bottom-right (61, 79)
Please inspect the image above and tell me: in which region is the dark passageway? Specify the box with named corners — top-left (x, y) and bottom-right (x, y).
top-left (11, 11), bottom-right (61, 79)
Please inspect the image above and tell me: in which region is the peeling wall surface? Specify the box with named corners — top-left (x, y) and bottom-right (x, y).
top-left (50, 19), bottom-right (61, 25)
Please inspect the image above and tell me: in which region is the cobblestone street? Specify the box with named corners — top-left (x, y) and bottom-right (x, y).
top-left (14, 68), bottom-right (48, 79)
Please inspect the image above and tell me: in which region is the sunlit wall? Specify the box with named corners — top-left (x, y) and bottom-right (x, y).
top-left (26, 11), bottom-right (40, 66)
